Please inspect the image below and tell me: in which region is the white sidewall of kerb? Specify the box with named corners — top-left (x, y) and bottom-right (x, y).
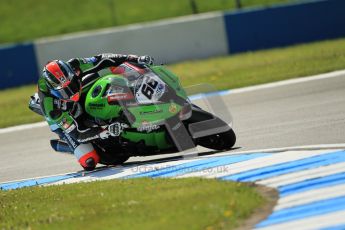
top-left (34, 12), bottom-right (228, 70)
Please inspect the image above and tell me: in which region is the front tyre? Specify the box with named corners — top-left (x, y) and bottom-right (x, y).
top-left (196, 129), bottom-right (236, 150)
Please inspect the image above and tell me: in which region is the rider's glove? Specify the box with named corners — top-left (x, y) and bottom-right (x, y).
top-left (99, 130), bottom-right (110, 139)
top-left (108, 122), bottom-right (129, 137)
top-left (138, 55), bottom-right (154, 65)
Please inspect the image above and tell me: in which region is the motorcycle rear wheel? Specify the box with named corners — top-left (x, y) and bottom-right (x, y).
top-left (94, 143), bottom-right (130, 166)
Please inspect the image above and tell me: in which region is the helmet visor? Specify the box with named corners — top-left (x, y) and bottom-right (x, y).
top-left (51, 77), bottom-right (81, 101)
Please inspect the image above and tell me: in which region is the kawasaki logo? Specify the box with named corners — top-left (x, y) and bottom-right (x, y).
top-left (89, 103), bottom-right (105, 108)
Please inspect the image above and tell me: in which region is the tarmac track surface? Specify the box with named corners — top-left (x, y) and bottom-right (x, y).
top-left (0, 72), bottom-right (344, 183)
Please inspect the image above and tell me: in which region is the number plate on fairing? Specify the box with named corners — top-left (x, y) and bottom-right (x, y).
top-left (134, 73), bottom-right (166, 104)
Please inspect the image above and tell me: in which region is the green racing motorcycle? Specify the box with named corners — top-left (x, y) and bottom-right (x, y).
top-left (29, 62), bottom-right (236, 165)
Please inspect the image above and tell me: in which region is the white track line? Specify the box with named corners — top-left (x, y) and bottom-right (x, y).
top-left (1, 69), bottom-right (344, 134)
top-left (229, 69), bottom-right (345, 95)
top-left (274, 183), bottom-right (345, 211)
top-left (0, 121), bottom-right (47, 134)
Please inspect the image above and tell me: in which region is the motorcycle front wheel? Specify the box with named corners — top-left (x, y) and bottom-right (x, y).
top-left (187, 105), bottom-right (236, 151)
top-left (196, 128), bottom-right (236, 150)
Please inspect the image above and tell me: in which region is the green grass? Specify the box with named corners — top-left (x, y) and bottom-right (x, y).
top-left (1, 0), bottom-right (294, 44)
top-left (0, 178), bottom-right (264, 230)
top-left (0, 85), bottom-right (44, 127)
top-left (2, 37), bottom-right (345, 128)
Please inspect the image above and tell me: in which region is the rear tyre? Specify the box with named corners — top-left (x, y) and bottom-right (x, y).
top-left (101, 155), bottom-right (130, 165)
top-left (93, 143), bottom-right (130, 166)
top-left (196, 129), bottom-right (236, 151)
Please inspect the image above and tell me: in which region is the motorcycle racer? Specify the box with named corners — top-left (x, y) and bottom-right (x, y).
top-left (37, 53), bottom-right (154, 170)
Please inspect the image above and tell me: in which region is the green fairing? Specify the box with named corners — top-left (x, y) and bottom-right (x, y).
top-left (128, 103), bottom-right (182, 128)
top-left (121, 130), bottom-right (171, 149)
top-left (127, 66), bottom-right (187, 127)
top-left (85, 75), bottom-right (127, 120)
top-left (84, 65), bottom-right (188, 150)
top-left (151, 66), bottom-right (188, 99)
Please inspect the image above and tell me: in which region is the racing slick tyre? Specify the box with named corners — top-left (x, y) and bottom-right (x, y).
top-left (93, 143), bottom-right (130, 166)
top-left (196, 128), bottom-right (236, 150)
top-left (187, 104), bottom-right (236, 150)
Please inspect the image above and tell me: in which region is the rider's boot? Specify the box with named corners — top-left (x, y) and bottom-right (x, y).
top-left (50, 139), bottom-right (73, 154)
top-left (82, 157), bottom-right (97, 171)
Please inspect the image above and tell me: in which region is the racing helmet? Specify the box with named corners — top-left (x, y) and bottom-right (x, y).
top-left (42, 60), bottom-right (81, 102)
